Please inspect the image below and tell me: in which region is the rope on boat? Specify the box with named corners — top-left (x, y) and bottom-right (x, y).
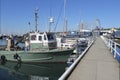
top-left (13, 53), bottom-right (22, 63)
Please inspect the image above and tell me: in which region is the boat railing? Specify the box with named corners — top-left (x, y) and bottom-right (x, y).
top-left (29, 46), bottom-right (73, 51)
top-left (101, 36), bottom-right (120, 63)
top-left (58, 36), bottom-right (95, 80)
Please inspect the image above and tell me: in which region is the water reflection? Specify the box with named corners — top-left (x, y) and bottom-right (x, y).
top-left (0, 62), bottom-right (67, 80)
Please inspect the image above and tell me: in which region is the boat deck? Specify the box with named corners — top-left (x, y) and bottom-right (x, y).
top-left (67, 37), bottom-right (120, 80)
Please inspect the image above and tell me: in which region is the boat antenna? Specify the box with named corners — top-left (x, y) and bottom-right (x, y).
top-left (35, 8), bottom-right (39, 32)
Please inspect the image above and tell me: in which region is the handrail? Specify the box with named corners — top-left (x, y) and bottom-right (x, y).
top-left (58, 38), bottom-right (94, 80)
top-left (101, 36), bottom-right (120, 63)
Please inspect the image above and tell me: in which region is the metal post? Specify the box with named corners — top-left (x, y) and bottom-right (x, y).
top-left (108, 39), bottom-right (110, 49)
top-left (110, 40), bottom-right (112, 53)
top-left (114, 42), bottom-right (116, 58)
top-left (35, 8), bottom-right (39, 32)
top-left (76, 40), bottom-right (79, 57)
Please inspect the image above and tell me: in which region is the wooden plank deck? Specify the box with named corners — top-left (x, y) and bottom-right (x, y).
top-left (68, 37), bottom-right (120, 80)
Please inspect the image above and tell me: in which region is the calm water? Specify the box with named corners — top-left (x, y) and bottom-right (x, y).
top-left (0, 62), bottom-right (67, 80)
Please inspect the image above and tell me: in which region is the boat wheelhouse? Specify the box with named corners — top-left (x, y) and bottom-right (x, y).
top-left (29, 32), bottom-right (57, 51)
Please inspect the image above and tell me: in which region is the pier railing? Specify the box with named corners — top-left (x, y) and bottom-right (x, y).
top-left (101, 36), bottom-right (120, 63)
top-left (58, 37), bottom-right (95, 80)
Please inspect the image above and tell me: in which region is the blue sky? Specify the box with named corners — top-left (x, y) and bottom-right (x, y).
top-left (1, 0), bottom-right (120, 34)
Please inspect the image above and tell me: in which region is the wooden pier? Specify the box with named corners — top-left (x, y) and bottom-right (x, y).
top-left (67, 37), bottom-right (120, 80)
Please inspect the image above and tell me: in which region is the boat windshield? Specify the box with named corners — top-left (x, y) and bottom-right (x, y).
top-left (39, 36), bottom-right (42, 41)
top-left (30, 35), bottom-right (36, 40)
top-left (47, 33), bottom-right (55, 40)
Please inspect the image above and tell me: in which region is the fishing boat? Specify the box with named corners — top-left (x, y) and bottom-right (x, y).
top-left (0, 9), bottom-right (74, 64)
top-left (0, 32), bottom-right (74, 63)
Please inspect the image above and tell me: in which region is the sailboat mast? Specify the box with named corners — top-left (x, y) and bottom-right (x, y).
top-left (80, 20), bottom-right (84, 36)
top-left (63, 0), bottom-right (67, 34)
top-left (64, 0), bottom-right (66, 21)
top-left (35, 8), bottom-right (39, 32)
top-left (65, 17), bottom-right (68, 33)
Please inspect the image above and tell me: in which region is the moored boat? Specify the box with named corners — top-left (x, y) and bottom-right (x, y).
top-left (0, 32), bottom-right (74, 63)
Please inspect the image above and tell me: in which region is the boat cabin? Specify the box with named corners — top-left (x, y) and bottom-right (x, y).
top-left (29, 32), bottom-right (57, 51)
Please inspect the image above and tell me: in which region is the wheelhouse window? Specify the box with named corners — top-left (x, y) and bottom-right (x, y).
top-left (31, 35), bottom-right (36, 40)
top-left (44, 35), bottom-right (47, 40)
top-left (47, 33), bottom-right (55, 40)
top-left (39, 36), bottom-right (42, 41)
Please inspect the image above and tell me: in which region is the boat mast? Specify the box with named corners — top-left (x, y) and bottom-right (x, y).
top-left (64, 0), bottom-right (68, 34)
top-left (65, 17), bottom-right (68, 33)
top-left (35, 8), bottom-right (39, 32)
top-left (49, 1), bottom-right (54, 32)
top-left (49, 17), bottom-right (54, 32)
top-left (80, 20), bottom-right (84, 36)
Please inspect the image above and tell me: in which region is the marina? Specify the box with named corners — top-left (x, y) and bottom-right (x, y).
top-left (0, 11), bottom-right (120, 80)
top-left (1, 34), bottom-right (120, 80)
top-left (0, 36), bottom-right (89, 80)
top-left (1, 0), bottom-right (120, 80)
